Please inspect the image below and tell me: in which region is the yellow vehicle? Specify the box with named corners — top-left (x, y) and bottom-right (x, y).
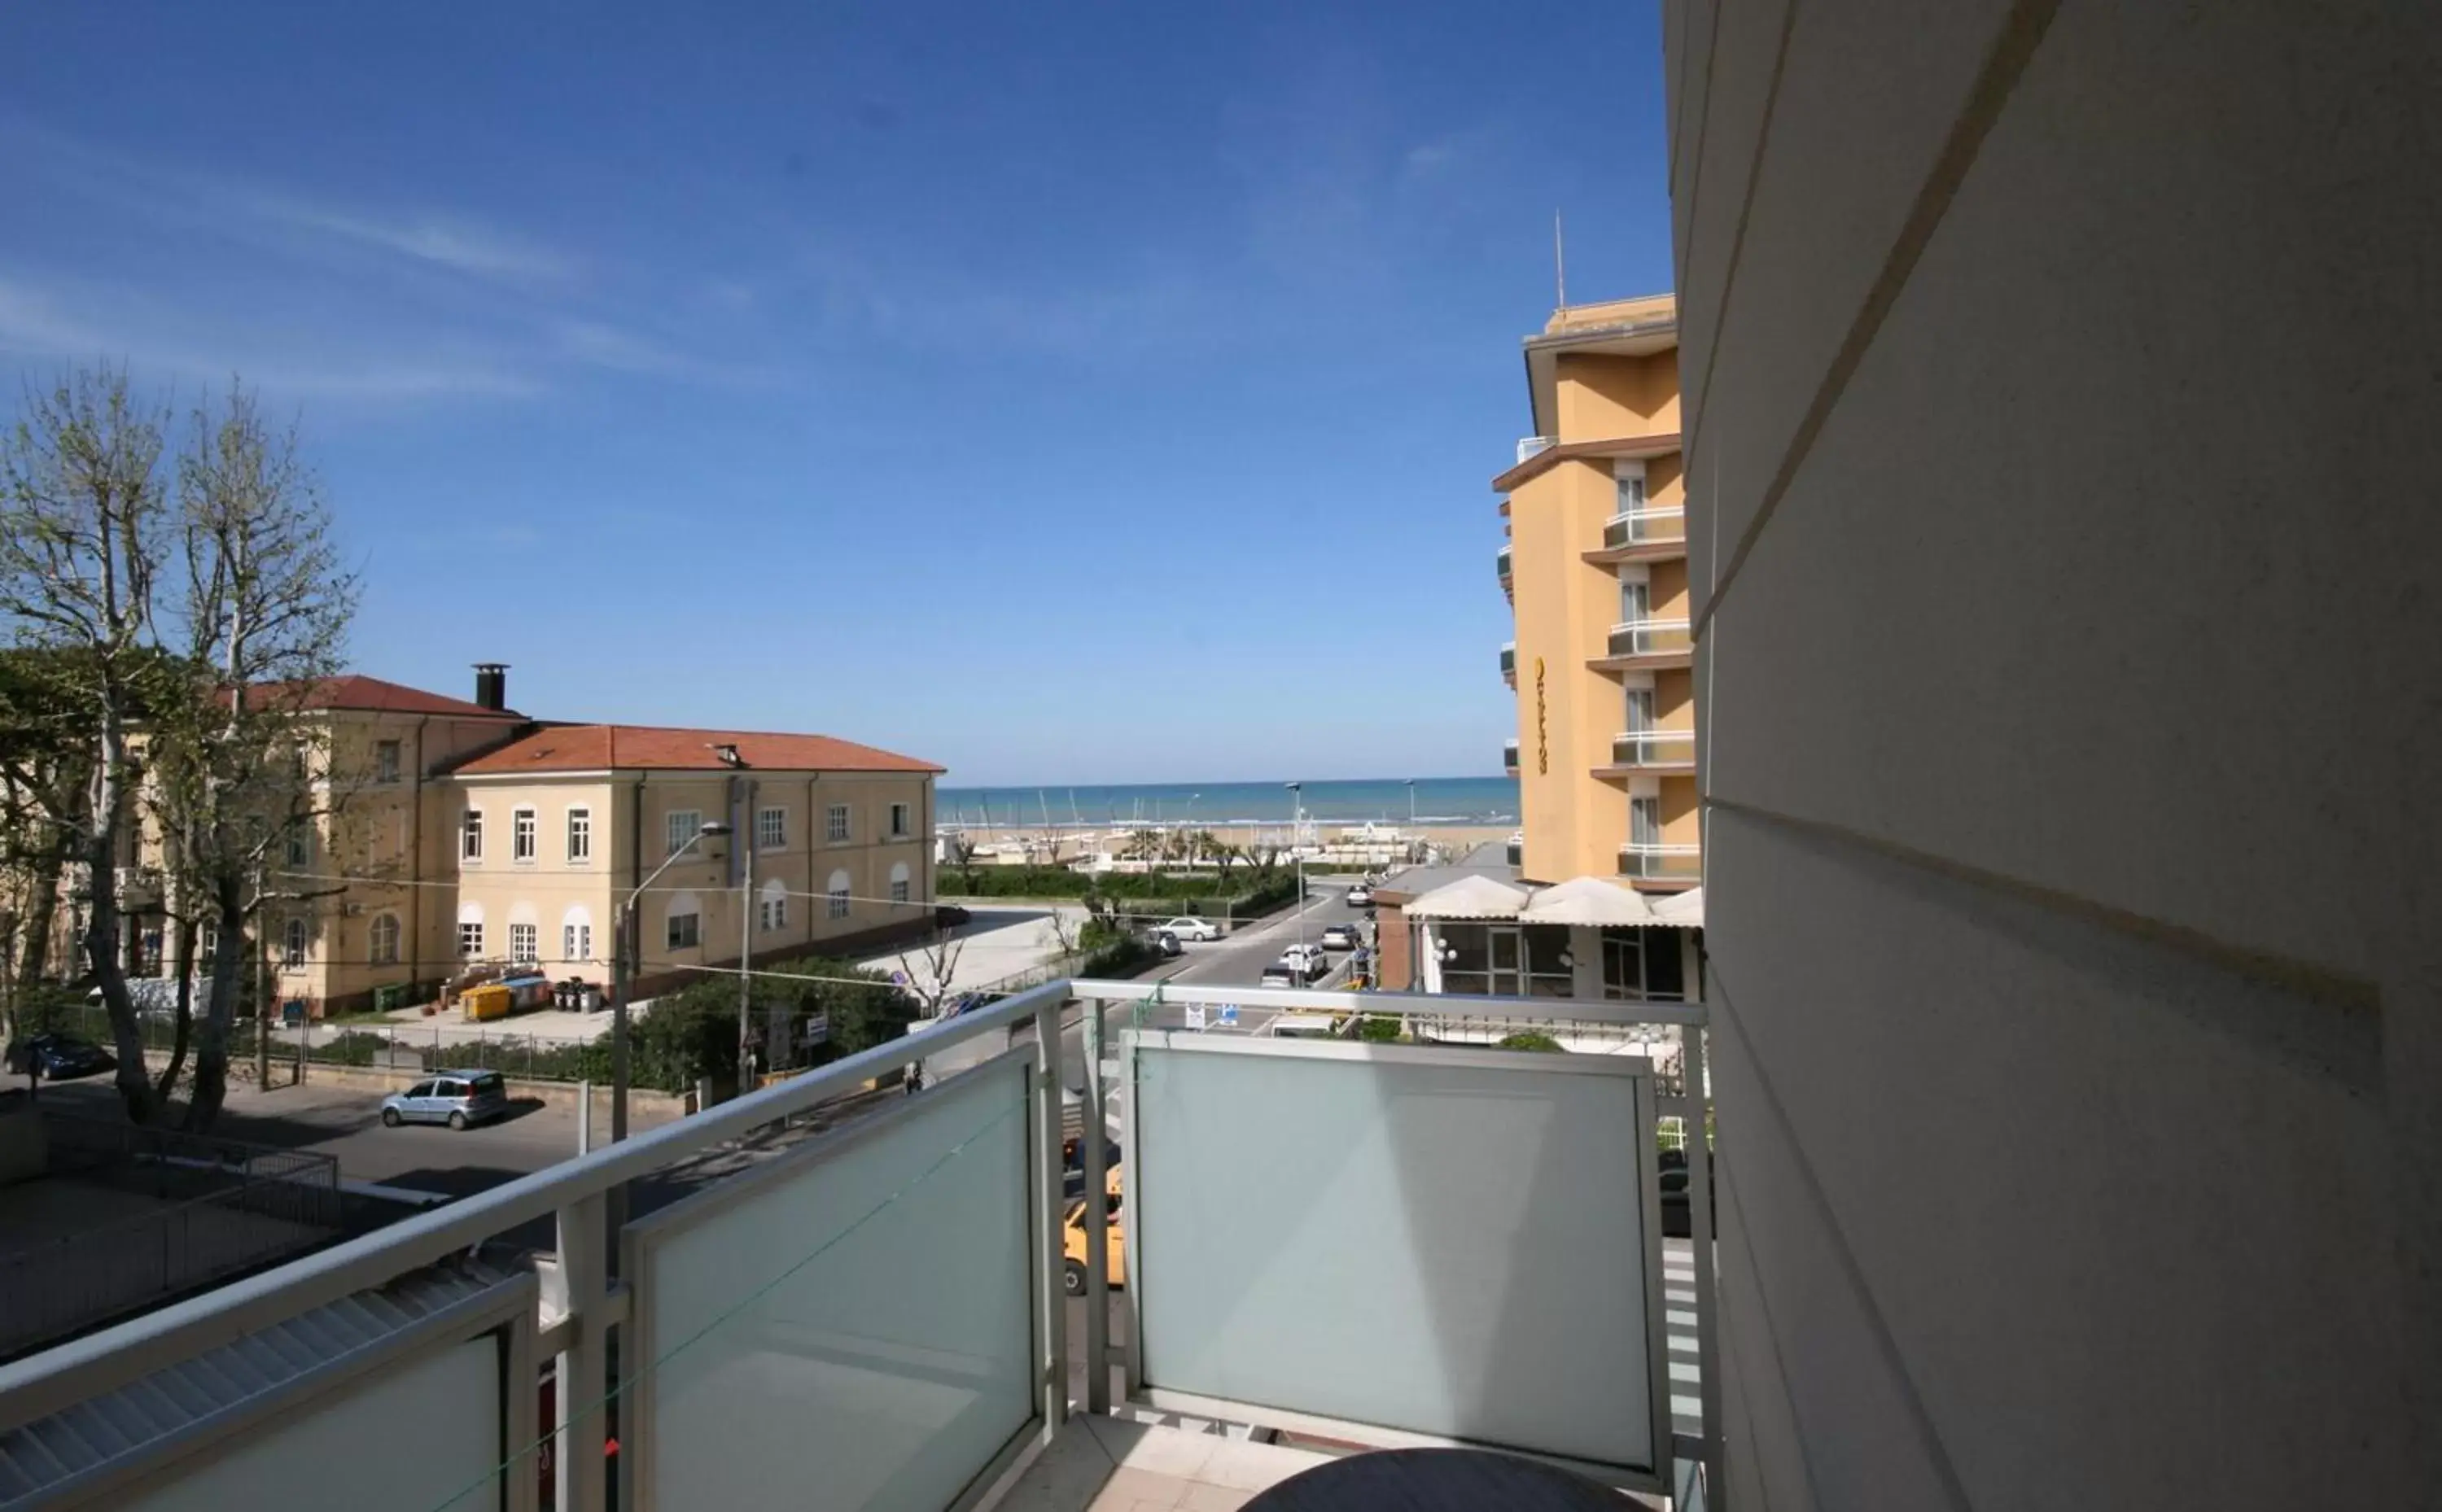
top-left (1062, 1191), bottom-right (1124, 1296)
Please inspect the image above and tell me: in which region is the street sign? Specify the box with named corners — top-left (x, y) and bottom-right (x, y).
top-left (1184, 1004), bottom-right (1207, 1031)
top-left (1219, 1004), bottom-right (1240, 1029)
top-left (803, 1013), bottom-right (831, 1046)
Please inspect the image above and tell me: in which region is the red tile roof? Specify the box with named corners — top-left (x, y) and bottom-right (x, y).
top-left (246, 675), bottom-right (521, 719)
top-left (456, 724), bottom-right (943, 776)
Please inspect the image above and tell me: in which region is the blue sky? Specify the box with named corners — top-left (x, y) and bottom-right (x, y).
top-left (0, 2), bottom-right (1674, 785)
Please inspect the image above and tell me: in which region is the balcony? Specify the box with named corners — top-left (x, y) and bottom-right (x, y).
top-left (1499, 640), bottom-right (1516, 687)
top-left (1619, 842), bottom-right (1703, 882)
top-left (1515, 435), bottom-right (1556, 464)
top-left (1495, 544), bottom-right (1512, 596)
top-left (1505, 832), bottom-right (1524, 867)
top-left (1503, 737), bottom-right (1520, 775)
top-left (0, 980), bottom-right (1721, 1512)
top-left (1601, 728), bottom-right (1697, 773)
top-left (1596, 619), bottom-right (1693, 672)
top-left (1589, 507), bottom-right (1688, 565)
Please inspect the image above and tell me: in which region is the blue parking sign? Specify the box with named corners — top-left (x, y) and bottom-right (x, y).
top-left (1219, 1004), bottom-right (1239, 1029)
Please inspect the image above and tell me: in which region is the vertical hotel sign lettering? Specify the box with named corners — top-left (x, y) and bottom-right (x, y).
top-left (1534, 657), bottom-right (1548, 774)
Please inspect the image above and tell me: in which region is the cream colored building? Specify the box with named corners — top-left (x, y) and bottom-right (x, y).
top-left (1495, 294), bottom-right (1696, 889)
top-left (448, 724), bottom-right (939, 996)
top-left (98, 667), bottom-right (941, 1016)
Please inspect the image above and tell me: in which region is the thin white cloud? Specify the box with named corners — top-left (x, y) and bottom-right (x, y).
top-left (0, 272), bottom-right (541, 402)
top-left (247, 196), bottom-right (575, 283)
top-left (0, 119), bottom-right (575, 288)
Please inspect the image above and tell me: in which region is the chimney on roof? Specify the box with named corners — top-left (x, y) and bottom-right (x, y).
top-left (472, 663), bottom-right (508, 712)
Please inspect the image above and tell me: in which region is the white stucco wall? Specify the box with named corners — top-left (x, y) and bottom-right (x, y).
top-left (1666, 2), bottom-right (2440, 1507)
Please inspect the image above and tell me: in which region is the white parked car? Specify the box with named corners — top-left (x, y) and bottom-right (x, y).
top-left (1345, 885), bottom-right (1373, 909)
top-left (1274, 945), bottom-right (1330, 981)
top-left (1162, 917), bottom-right (1223, 942)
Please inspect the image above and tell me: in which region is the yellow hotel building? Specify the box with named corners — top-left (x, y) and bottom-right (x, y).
top-left (1497, 294), bottom-right (1696, 890)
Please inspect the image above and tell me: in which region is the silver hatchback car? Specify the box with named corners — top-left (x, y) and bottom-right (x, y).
top-left (382, 1069), bottom-right (510, 1130)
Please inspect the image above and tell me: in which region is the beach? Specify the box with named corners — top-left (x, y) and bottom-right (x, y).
top-left (939, 818), bottom-right (1512, 869)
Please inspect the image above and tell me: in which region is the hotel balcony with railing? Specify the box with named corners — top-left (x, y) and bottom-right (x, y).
top-left (0, 979), bottom-right (1720, 1512)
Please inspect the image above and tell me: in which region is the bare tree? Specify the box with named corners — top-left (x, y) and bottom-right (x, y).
top-left (895, 927), bottom-right (969, 1019)
top-left (0, 650), bottom-right (95, 1044)
top-left (0, 369), bottom-right (175, 1120)
top-left (152, 382), bottom-right (358, 1128)
top-left (1039, 910), bottom-right (1084, 962)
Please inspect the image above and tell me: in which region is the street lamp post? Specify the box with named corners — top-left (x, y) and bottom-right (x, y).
top-left (612, 819), bottom-right (731, 1145)
top-left (1284, 781), bottom-right (1306, 953)
top-left (1406, 778), bottom-right (1416, 827)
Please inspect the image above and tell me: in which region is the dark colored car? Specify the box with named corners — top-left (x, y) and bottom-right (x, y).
top-left (1145, 929), bottom-right (1183, 958)
top-left (1658, 1147), bottom-right (1715, 1239)
top-left (7, 1033), bottom-right (117, 1082)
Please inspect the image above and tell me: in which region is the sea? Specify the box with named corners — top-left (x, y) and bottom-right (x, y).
top-left (936, 776), bottom-right (1519, 830)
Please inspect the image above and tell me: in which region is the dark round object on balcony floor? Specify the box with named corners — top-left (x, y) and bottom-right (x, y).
top-left (1241, 1446), bottom-right (1632, 1510)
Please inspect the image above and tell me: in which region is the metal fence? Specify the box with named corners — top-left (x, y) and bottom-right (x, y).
top-left (1, 1112), bottom-right (342, 1360)
top-left (290, 1020), bottom-right (599, 1083)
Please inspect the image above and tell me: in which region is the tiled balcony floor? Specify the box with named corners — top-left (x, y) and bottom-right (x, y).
top-left (997, 1414), bottom-right (1333, 1511)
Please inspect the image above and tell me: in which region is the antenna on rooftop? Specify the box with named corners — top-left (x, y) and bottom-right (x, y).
top-left (1553, 211), bottom-right (1568, 310)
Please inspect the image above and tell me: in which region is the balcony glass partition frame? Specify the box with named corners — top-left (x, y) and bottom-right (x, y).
top-left (0, 977), bottom-right (1719, 1512)
top-left (1075, 979), bottom-right (1720, 1507)
top-left (0, 981), bottom-right (1075, 1512)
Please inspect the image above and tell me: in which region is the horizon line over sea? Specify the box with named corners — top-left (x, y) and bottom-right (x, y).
top-left (936, 776), bottom-right (1519, 829)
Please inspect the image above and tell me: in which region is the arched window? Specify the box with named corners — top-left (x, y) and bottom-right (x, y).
top-left (457, 901), bottom-right (484, 958)
top-left (562, 906), bottom-right (595, 965)
top-left (507, 902), bottom-right (540, 964)
top-left (666, 892), bottom-right (702, 950)
top-left (889, 861), bottom-right (912, 907)
top-left (370, 913), bottom-right (401, 965)
top-left (826, 869), bottom-right (851, 921)
top-left (759, 877), bottom-right (789, 933)
top-left (281, 916), bottom-right (308, 967)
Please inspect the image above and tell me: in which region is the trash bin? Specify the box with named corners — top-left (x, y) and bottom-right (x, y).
top-left (554, 980), bottom-right (577, 1011)
top-left (580, 984), bottom-right (603, 1012)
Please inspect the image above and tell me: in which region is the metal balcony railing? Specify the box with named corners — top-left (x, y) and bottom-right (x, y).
top-left (1499, 641), bottom-right (1516, 680)
top-left (1618, 842), bottom-right (1704, 880)
top-left (0, 978), bottom-right (1722, 1512)
top-left (1516, 435), bottom-right (1556, 464)
top-left (1602, 506), bottom-right (1687, 550)
top-left (1611, 729), bottom-right (1696, 767)
top-left (1607, 618), bottom-right (1692, 658)
top-left (1495, 545), bottom-right (1512, 586)
top-left (1503, 739), bottom-right (1520, 773)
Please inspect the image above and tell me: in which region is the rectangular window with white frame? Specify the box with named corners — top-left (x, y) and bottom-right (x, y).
top-left (458, 921), bottom-right (484, 957)
top-left (284, 825), bottom-right (310, 867)
top-left (512, 806), bottom-right (537, 863)
top-left (756, 806), bottom-right (786, 851)
top-left (564, 922), bottom-right (591, 963)
top-left (828, 885), bottom-right (850, 920)
top-left (826, 803), bottom-right (850, 843)
top-left (891, 878), bottom-right (910, 904)
top-left (666, 808), bottom-right (702, 857)
top-left (509, 923), bottom-right (537, 962)
top-left (888, 802), bottom-right (912, 838)
top-left (667, 910), bottom-right (700, 950)
top-left (375, 739), bottom-right (402, 784)
top-left (462, 809), bottom-right (484, 863)
top-left (759, 895), bottom-right (786, 933)
top-left (370, 914), bottom-right (400, 965)
top-left (566, 806), bottom-right (591, 863)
